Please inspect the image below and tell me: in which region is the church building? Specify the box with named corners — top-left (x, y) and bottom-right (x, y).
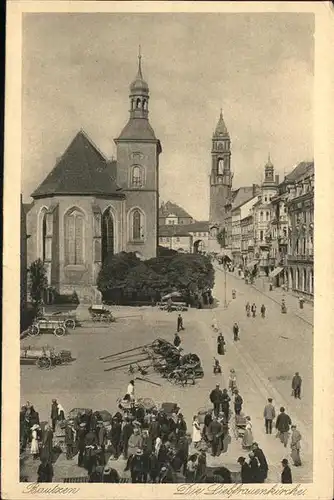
top-left (26, 54), bottom-right (162, 303)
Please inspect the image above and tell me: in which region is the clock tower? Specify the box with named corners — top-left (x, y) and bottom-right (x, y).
top-left (209, 110), bottom-right (233, 251)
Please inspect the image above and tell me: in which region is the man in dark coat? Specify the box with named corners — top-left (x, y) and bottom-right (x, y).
top-left (148, 415), bottom-right (161, 444)
top-left (131, 449), bottom-right (146, 483)
top-left (50, 400), bottom-right (58, 433)
top-left (110, 418), bottom-right (122, 459)
top-left (40, 424), bottom-right (53, 464)
top-left (252, 443), bottom-right (268, 481)
top-left (121, 418), bottom-right (134, 459)
top-left (281, 458), bottom-right (292, 483)
top-left (175, 431), bottom-right (189, 475)
top-left (148, 452), bottom-right (160, 483)
top-left (233, 390), bottom-right (243, 415)
top-left (96, 422), bottom-right (107, 465)
top-left (175, 414), bottom-right (187, 440)
top-left (64, 421), bottom-right (75, 459)
top-left (208, 416), bottom-right (223, 457)
top-left (221, 389), bottom-right (231, 421)
top-left (37, 458), bottom-right (54, 483)
top-left (248, 452), bottom-right (262, 483)
top-left (173, 332), bottom-right (181, 348)
top-left (292, 372), bottom-right (302, 399)
top-left (263, 398), bottom-right (276, 434)
top-left (102, 466), bottom-right (120, 483)
top-left (237, 457), bottom-right (252, 483)
top-left (233, 323), bottom-right (239, 341)
top-left (275, 407), bottom-right (292, 447)
top-left (210, 384), bottom-right (223, 416)
top-left (77, 423), bottom-right (87, 467)
top-left (177, 314), bottom-right (184, 332)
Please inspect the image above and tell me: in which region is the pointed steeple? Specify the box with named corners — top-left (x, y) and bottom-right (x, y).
top-left (266, 152), bottom-right (273, 168)
top-left (130, 46), bottom-right (149, 95)
top-left (263, 153), bottom-right (275, 184)
top-left (137, 45), bottom-right (143, 79)
top-left (129, 47), bottom-right (149, 120)
top-left (213, 109), bottom-right (229, 138)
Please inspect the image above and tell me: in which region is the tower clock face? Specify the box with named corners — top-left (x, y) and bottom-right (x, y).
top-left (217, 142), bottom-right (223, 150)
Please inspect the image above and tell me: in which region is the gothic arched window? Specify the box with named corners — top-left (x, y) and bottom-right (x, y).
top-left (129, 208), bottom-right (145, 242)
top-left (64, 208), bottom-right (85, 265)
top-left (38, 207), bottom-right (48, 261)
top-left (102, 208), bottom-right (114, 263)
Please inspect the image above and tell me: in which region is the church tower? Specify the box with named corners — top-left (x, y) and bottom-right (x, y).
top-left (209, 110), bottom-right (233, 250)
top-left (115, 49), bottom-right (162, 259)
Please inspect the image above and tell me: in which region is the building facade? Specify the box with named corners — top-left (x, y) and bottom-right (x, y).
top-left (251, 156), bottom-right (279, 275)
top-left (26, 55), bottom-right (162, 303)
top-left (158, 221), bottom-right (209, 254)
top-left (231, 187), bottom-right (260, 266)
top-left (159, 201), bottom-right (194, 226)
top-left (285, 162), bottom-right (314, 297)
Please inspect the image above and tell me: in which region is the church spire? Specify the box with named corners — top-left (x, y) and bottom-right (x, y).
top-left (213, 108), bottom-right (229, 138)
top-left (129, 47), bottom-right (149, 119)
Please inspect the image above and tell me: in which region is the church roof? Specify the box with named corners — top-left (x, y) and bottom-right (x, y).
top-left (116, 118), bottom-right (157, 141)
top-left (32, 130), bottom-right (124, 199)
top-left (130, 53), bottom-right (149, 94)
top-left (213, 110), bottom-right (229, 138)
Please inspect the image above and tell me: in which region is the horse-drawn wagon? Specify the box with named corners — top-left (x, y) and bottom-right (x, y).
top-left (28, 317), bottom-right (68, 337)
top-left (88, 305), bottom-right (116, 323)
top-left (20, 345), bottom-right (73, 369)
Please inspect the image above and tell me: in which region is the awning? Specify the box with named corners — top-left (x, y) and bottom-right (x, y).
top-left (269, 267), bottom-right (283, 278)
top-left (246, 260), bottom-right (259, 269)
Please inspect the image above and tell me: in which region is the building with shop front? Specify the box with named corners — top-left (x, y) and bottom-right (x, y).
top-left (284, 161), bottom-right (314, 298)
top-left (25, 54), bottom-right (162, 304)
top-left (240, 214), bottom-right (255, 268)
top-left (251, 156), bottom-right (279, 275)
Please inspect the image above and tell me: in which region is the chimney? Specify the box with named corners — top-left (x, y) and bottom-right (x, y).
top-left (275, 174), bottom-right (279, 185)
top-left (252, 184), bottom-right (257, 197)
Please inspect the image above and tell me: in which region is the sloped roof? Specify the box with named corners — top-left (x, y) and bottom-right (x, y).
top-left (32, 131), bottom-right (124, 199)
top-left (182, 221), bottom-right (209, 232)
top-left (232, 186), bottom-right (259, 210)
top-left (116, 118), bottom-right (157, 141)
top-left (159, 201), bottom-right (193, 219)
top-left (159, 225), bottom-right (191, 237)
top-left (284, 161), bottom-right (314, 183)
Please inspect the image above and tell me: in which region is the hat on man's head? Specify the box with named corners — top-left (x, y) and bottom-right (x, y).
top-left (281, 459), bottom-right (289, 465)
top-left (135, 448), bottom-right (143, 456)
top-left (237, 457), bottom-right (245, 464)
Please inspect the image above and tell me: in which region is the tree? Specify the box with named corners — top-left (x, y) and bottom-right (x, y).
top-left (97, 252), bottom-right (140, 293)
top-left (28, 259), bottom-right (48, 312)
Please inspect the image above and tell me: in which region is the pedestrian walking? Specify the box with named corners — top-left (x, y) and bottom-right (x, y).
top-left (173, 332), bottom-right (181, 348)
top-left (177, 314), bottom-right (184, 332)
top-left (263, 398), bottom-right (276, 434)
top-left (221, 389), bottom-right (231, 421)
top-left (260, 304), bottom-right (266, 318)
top-left (233, 322), bottom-right (240, 341)
top-left (217, 332), bottom-right (226, 355)
top-left (298, 297), bottom-right (305, 309)
top-left (37, 458), bottom-right (54, 482)
top-left (192, 416), bottom-right (202, 449)
top-left (281, 299), bottom-right (287, 314)
top-left (228, 369), bottom-right (237, 393)
top-left (212, 318), bottom-right (219, 332)
top-left (77, 423), bottom-right (87, 467)
top-left (195, 449), bottom-right (207, 481)
top-left (64, 421), bottom-right (75, 459)
top-left (30, 424), bottom-right (40, 460)
top-left (245, 302), bottom-right (251, 317)
top-left (40, 423), bottom-right (54, 464)
top-left (232, 289), bottom-right (236, 299)
top-left (275, 407), bottom-right (292, 447)
top-left (207, 416), bottom-right (223, 457)
top-left (242, 416), bottom-right (254, 450)
top-left (290, 425), bottom-right (302, 466)
top-left (251, 303), bottom-right (257, 317)
top-left (281, 458), bottom-right (292, 483)
top-left (291, 372), bottom-right (302, 399)
top-left (213, 358), bottom-right (222, 375)
top-left (50, 399), bottom-right (58, 432)
top-left (237, 456), bottom-right (252, 483)
top-left (233, 390), bottom-right (243, 416)
top-left (209, 384), bottom-right (223, 416)
top-left (252, 443), bottom-right (268, 481)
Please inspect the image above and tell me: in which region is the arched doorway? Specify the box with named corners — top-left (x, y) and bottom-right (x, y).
top-left (102, 208), bottom-right (114, 263)
top-left (194, 239), bottom-right (205, 254)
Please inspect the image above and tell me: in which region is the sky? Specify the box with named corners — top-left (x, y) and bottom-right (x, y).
top-left (21, 13), bottom-right (314, 220)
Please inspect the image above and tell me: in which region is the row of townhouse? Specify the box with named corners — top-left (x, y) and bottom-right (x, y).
top-left (231, 159), bottom-right (314, 299)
